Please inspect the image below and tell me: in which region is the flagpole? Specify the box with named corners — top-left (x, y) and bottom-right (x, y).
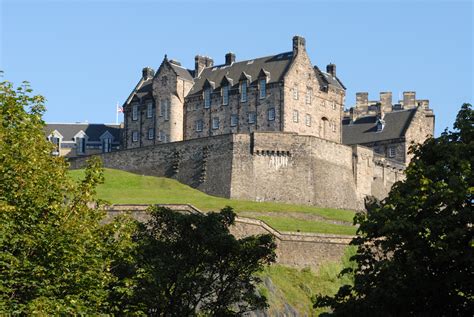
top-left (116, 102), bottom-right (119, 125)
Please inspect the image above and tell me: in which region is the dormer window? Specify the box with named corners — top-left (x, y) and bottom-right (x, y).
top-left (77, 137), bottom-right (86, 154)
top-left (102, 138), bottom-right (112, 153)
top-left (241, 81), bottom-right (247, 102)
top-left (222, 85), bottom-right (229, 105)
top-left (132, 104), bottom-right (138, 121)
top-left (377, 119), bottom-right (385, 132)
top-left (204, 88), bottom-right (211, 108)
top-left (259, 79), bottom-right (266, 99)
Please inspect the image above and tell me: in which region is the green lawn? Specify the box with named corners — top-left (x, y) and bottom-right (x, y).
top-left (258, 246), bottom-right (356, 316)
top-left (70, 168), bottom-right (356, 235)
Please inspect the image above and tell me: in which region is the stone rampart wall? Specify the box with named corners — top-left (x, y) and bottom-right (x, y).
top-left (104, 204), bottom-right (353, 269)
top-left (70, 132), bottom-right (403, 211)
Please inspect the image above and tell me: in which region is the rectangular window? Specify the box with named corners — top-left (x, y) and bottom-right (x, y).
top-left (51, 137), bottom-right (60, 155)
top-left (212, 117), bottom-right (220, 130)
top-left (204, 88), bottom-right (211, 108)
top-left (148, 128), bottom-right (154, 140)
top-left (293, 110), bottom-right (299, 123)
top-left (195, 120), bottom-right (203, 132)
top-left (241, 81), bottom-right (247, 102)
top-left (231, 114), bottom-right (238, 127)
top-left (158, 130), bottom-right (163, 141)
top-left (102, 138), bottom-right (112, 153)
top-left (293, 86), bottom-right (298, 100)
top-left (132, 104), bottom-right (138, 121)
top-left (305, 114), bottom-right (312, 126)
top-left (268, 107), bottom-right (275, 121)
top-left (388, 147), bottom-right (396, 158)
top-left (77, 138), bottom-right (86, 154)
top-left (146, 102), bottom-right (153, 118)
top-left (132, 131), bottom-right (139, 142)
top-left (332, 101), bottom-right (337, 110)
top-left (306, 89), bottom-right (312, 104)
top-left (222, 85), bottom-right (229, 105)
top-left (248, 112), bottom-right (256, 124)
top-left (164, 100), bottom-right (169, 121)
top-left (332, 122), bottom-right (337, 132)
top-left (259, 79), bottom-right (266, 99)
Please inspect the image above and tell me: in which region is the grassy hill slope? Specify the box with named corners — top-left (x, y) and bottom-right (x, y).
top-left (70, 168), bottom-right (356, 235)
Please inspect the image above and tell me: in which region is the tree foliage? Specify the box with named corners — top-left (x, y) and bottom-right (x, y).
top-left (0, 79), bottom-right (132, 314)
top-left (315, 103), bottom-right (474, 316)
top-left (117, 206), bottom-right (277, 316)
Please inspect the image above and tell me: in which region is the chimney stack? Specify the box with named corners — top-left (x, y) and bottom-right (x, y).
top-left (380, 92), bottom-right (392, 114)
top-left (225, 52), bottom-right (236, 65)
top-left (356, 92), bottom-right (369, 108)
top-left (292, 35), bottom-right (306, 56)
top-left (403, 91), bottom-right (416, 109)
top-left (142, 67), bottom-right (155, 80)
top-left (326, 63), bottom-right (336, 77)
top-left (194, 55), bottom-right (214, 78)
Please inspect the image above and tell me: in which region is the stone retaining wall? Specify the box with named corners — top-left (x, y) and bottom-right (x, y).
top-left (105, 204), bottom-right (354, 269)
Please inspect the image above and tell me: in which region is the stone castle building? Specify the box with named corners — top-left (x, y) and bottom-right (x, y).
top-left (68, 36), bottom-right (435, 210)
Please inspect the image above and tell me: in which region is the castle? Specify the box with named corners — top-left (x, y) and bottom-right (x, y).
top-left (63, 35), bottom-right (435, 210)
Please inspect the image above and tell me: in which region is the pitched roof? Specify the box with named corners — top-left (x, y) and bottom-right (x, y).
top-left (134, 79), bottom-right (153, 100)
top-left (188, 51), bottom-right (294, 96)
top-left (169, 63), bottom-right (194, 81)
top-left (342, 108), bottom-right (417, 145)
top-left (314, 66), bottom-right (346, 90)
top-left (44, 123), bottom-right (121, 142)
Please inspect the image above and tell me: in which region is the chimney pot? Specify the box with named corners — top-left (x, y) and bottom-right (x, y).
top-left (326, 63), bottom-right (336, 77)
top-left (225, 52), bottom-right (236, 65)
top-left (142, 67), bottom-right (155, 79)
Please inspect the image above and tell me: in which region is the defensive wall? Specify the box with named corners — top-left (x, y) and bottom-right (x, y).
top-left (70, 132), bottom-right (405, 210)
top-left (105, 204), bottom-right (354, 270)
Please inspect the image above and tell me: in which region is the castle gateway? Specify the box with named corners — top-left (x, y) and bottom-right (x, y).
top-left (69, 36), bottom-right (435, 210)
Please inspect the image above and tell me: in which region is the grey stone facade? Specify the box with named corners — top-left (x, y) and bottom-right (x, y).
top-left (66, 35), bottom-right (435, 210)
top-left (122, 36), bottom-right (345, 147)
top-left (70, 132), bottom-right (405, 210)
top-left (342, 91), bottom-right (435, 165)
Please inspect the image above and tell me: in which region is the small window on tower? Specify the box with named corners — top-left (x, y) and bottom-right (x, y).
top-left (268, 108), bottom-right (275, 121)
top-left (388, 147), bottom-right (396, 158)
top-left (212, 117), bottom-right (220, 129)
top-left (231, 114), bottom-right (238, 127)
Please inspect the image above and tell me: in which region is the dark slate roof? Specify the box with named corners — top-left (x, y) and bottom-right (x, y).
top-left (134, 79), bottom-right (153, 100)
top-left (169, 63), bottom-right (194, 81)
top-left (314, 66), bottom-right (346, 90)
top-left (188, 51), bottom-right (294, 96)
top-left (342, 108), bottom-right (417, 145)
top-left (44, 123), bottom-right (121, 142)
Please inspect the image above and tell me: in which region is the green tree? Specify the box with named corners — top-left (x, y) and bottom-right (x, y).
top-left (119, 206), bottom-right (276, 316)
top-left (0, 79), bottom-right (131, 314)
top-left (315, 104), bottom-right (474, 316)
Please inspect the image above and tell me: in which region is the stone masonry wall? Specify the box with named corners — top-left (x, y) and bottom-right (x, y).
top-left (105, 204), bottom-right (353, 270)
top-left (70, 134), bottom-right (235, 198)
top-left (70, 132), bottom-right (402, 211)
top-left (282, 37), bottom-right (344, 143)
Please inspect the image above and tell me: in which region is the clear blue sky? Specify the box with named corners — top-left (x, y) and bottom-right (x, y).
top-left (1, 0), bottom-right (472, 135)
